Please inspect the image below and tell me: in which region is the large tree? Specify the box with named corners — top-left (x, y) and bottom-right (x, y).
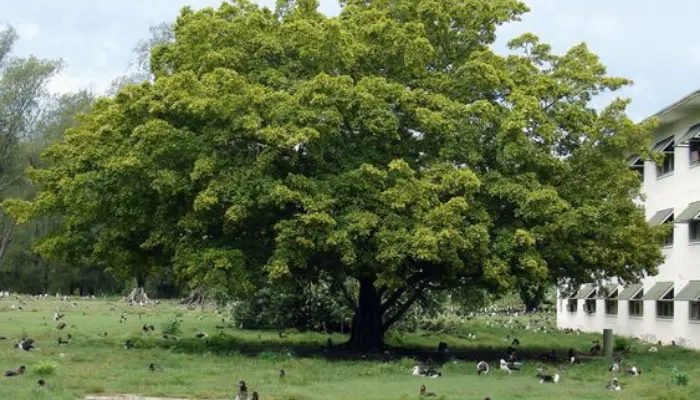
top-left (5, 0), bottom-right (665, 349)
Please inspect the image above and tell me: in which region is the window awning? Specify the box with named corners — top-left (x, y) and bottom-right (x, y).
top-left (676, 201), bottom-right (700, 223)
top-left (641, 281), bottom-right (674, 300)
top-left (617, 283), bottom-right (643, 300)
top-left (572, 284), bottom-right (597, 299)
top-left (652, 136), bottom-right (674, 153)
top-left (628, 155), bottom-right (644, 168)
top-left (675, 281), bottom-right (700, 301)
top-left (648, 208), bottom-right (674, 226)
top-left (678, 123), bottom-right (700, 144)
top-left (596, 284), bottom-right (619, 299)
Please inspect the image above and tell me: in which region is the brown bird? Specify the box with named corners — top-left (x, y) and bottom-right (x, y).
top-left (4, 365), bottom-right (26, 376)
top-left (57, 322), bottom-right (66, 330)
top-left (419, 384), bottom-right (436, 397)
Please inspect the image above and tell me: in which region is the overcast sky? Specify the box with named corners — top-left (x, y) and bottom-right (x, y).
top-left (2, 0), bottom-right (698, 122)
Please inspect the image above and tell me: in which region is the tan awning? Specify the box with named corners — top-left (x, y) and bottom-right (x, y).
top-left (678, 123), bottom-right (700, 144)
top-left (648, 208), bottom-right (674, 226)
top-left (641, 281), bottom-right (674, 300)
top-left (596, 284), bottom-right (619, 299)
top-left (675, 281), bottom-right (700, 301)
top-left (617, 284), bottom-right (643, 300)
top-left (676, 201), bottom-right (700, 223)
top-left (572, 284), bottom-right (597, 299)
top-left (652, 136), bottom-right (674, 152)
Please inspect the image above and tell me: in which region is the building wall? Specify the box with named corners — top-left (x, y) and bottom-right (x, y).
top-left (557, 113), bottom-right (700, 349)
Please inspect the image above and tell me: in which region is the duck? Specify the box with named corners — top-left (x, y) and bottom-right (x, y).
top-left (419, 384), bottom-right (437, 397)
top-left (606, 377), bottom-right (622, 391)
top-left (476, 361), bottom-right (489, 375)
top-left (537, 371), bottom-right (560, 384)
top-left (412, 365), bottom-right (441, 378)
top-left (609, 362), bottom-right (620, 373)
top-left (4, 365), bottom-right (26, 377)
top-left (16, 339), bottom-right (34, 351)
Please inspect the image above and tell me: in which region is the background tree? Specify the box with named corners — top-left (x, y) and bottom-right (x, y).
top-left (0, 24), bottom-right (62, 277)
top-left (5, 0), bottom-right (666, 349)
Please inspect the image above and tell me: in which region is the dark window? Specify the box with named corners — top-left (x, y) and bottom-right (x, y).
top-left (662, 214), bottom-right (675, 247)
top-left (690, 220), bottom-right (700, 243)
top-left (629, 290), bottom-right (644, 317)
top-left (690, 139), bottom-right (700, 166)
top-left (584, 299), bottom-right (596, 314)
top-left (605, 290), bottom-right (619, 315)
top-left (690, 302), bottom-right (700, 320)
top-left (656, 139), bottom-right (675, 177)
top-left (567, 299), bottom-right (577, 313)
top-left (656, 289), bottom-right (674, 319)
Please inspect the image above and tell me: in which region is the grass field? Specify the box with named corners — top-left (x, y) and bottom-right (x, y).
top-left (1, 295), bottom-right (698, 400)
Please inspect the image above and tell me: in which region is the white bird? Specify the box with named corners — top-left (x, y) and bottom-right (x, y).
top-left (537, 372), bottom-right (560, 384)
top-left (648, 346), bottom-right (658, 353)
top-left (499, 359), bottom-right (512, 375)
top-left (609, 362), bottom-right (620, 373)
top-left (626, 366), bottom-right (642, 376)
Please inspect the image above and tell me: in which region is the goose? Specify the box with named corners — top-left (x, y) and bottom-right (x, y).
top-left (4, 365), bottom-right (25, 377)
top-left (279, 369), bottom-right (286, 378)
top-left (419, 384), bottom-right (437, 397)
top-left (16, 339), bottom-right (34, 351)
top-left (57, 337), bottom-right (69, 346)
top-left (606, 377), bottom-right (622, 391)
top-left (412, 365), bottom-right (441, 378)
top-left (56, 322), bottom-right (66, 330)
top-left (499, 359), bottom-right (512, 375)
top-left (476, 361), bottom-right (489, 375)
top-left (148, 363), bottom-right (162, 372)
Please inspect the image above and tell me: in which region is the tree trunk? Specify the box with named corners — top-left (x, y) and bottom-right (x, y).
top-left (347, 278), bottom-right (384, 351)
top-left (124, 287), bottom-right (152, 304)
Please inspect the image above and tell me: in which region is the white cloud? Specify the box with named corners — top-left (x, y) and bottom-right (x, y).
top-left (15, 23), bottom-right (40, 41)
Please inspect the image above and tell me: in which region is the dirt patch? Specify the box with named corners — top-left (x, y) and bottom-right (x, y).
top-left (85, 395), bottom-right (215, 400)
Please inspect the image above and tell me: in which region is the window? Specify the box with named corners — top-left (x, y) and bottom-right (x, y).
top-left (567, 299), bottom-right (577, 312)
top-left (662, 214), bottom-right (675, 247)
top-left (629, 156), bottom-right (644, 180)
top-left (584, 299), bottom-right (596, 314)
top-left (654, 137), bottom-right (675, 177)
top-left (690, 139), bottom-right (700, 166)
top-left (629, 290), bottom-right (644, 317)
top-left (690, 220), bottom-right (700, 243)
top-left (656, 288), bottom-right (674, 319)
top-left (690, 302), bottom-right (700, 321)
top-left (605, 288), bottom-right (619, 315)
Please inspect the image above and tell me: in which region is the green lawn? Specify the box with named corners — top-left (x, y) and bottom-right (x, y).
top-left (0, 296), bottom-right (697, 400)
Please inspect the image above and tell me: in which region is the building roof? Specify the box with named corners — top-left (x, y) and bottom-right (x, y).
top-left (643, 89), bottom-right (700, 127)
top-left (648, 208), bottom-right (674, 226)
top-left (676, 201), bottom-right (700, 223)
top-left (617, 283), bottom-right (643, 300)
top-left (572, 284), bottom-right (597, 299)
top-left (596, 284), bottom-right (619, 299)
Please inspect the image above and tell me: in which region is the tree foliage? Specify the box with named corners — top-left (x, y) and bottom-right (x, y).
top-left (5, 0), bottom-right (665, 348)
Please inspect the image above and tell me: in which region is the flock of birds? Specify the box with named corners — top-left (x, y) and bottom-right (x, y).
top-left (0, 293), bottom-right (670, 399)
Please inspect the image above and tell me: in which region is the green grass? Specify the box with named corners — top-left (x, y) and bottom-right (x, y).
top-left (0, 296), bottom-right (699, 400)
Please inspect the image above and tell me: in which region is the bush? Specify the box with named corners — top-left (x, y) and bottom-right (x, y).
top-left (614, 337), bottom-right (634, 352)
top-left (671, 367), bottom-right (689, 386)
top-left (162, 314), bottom-right (184, 336)
top-left (32, 361), bottom-right (56, 376)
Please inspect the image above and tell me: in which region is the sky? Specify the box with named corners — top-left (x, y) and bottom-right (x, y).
top-left (2, 0), bottom-right (699, 122)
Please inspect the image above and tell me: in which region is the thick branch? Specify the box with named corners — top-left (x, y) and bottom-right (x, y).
top-left (382, 282), bottom-right (427, 333)
top-left (379, 273), bottom-right (427, 313)
top-left (0, 221), bottom-right (16, 262)
top-left (339, 279), bottom-right (357, 311)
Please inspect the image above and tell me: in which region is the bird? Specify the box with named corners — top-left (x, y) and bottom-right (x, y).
top-left (16, 339), bottom-right (34, 351)
top-left (37, 379), bottom-right (47, 387)
top-left (56, 322), bottom-right (67, 330)
top-left (537, 371), bottom-right (560, 383)
top-left (124, 339), bottom-right (134, 349)
top-left (648, 346), bottom-right (658, 353)
top-left (606, 377), bottom-right (622, 391)
top-left (419, 384), bottom-right (437, 397)
top-left (609, 362), bottom-right (620, 373)
top-left (195, 332), bottom-right (207, 339)
top-left (148, 363), bottom-right (162, 372)
top-left (511, 338), bottom-right (520, 346)
top-left (437, 341), bottom-right (449, 353)
top-left (4, 365), bottom-right (26, 377)
top-left (279, 369), bottom-right (286, 378)
top-left (412, 365), bottom-right (441, 378)
top-left (250, 392), bottom-right (259, 400)
top-left (499, 359), bottom-right (512, 375)
top-left (476, 361), bottom-right (489, 375)
top-left (57, 337), bottom-right (69, 346)
top-left (626, 366), bottom-right (642, 376)
top-left (235, 381), bottom-right (248, 400)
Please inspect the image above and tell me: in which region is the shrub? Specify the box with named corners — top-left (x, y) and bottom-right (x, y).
top-left (162, 314), bottom-right (184, 336)
top-left (671, 367), bottom-right (689, 386)
top-left (32, 361), bottom-right (56, 376)
top-left (614, 337), bottom-right (633, 352)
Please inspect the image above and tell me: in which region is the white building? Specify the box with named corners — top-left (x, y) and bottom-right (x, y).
top-left (556, 90), bottom-right (700, 348)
